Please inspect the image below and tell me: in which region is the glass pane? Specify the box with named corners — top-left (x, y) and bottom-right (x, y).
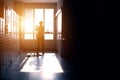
top-left (57, 12), bottom-right (62, 33)
top-left (45, 34), bottom-right (53, 40)
top-left (8, 8), bottom-right (12, 32)
top-left (24, 8), bottom-right (54, 40)
top-left (45, 9), bottom-right (54, 33)
top-left (35, 9), bottom-right (43, 26)
top-left (45, 9), bottom-right (54, 40)
top-left (57, 12), bottom-right (62, 40)
top-left (32, 34), bottom-right (53, 40)
top-left (24, 9), bottom-right (33, 33)
top-left (24, 34), bottom-right (33, 39)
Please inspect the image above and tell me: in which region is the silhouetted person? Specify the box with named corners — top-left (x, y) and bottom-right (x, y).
top-left (36, 21), bottom-right (44, 56)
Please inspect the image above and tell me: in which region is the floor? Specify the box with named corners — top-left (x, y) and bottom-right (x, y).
top-left (0, 52), bottom-right (79, 80)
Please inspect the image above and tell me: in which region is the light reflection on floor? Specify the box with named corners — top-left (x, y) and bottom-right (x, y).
top-left (42, 53), bottom-right (64, 79)
top-left (20, 53), bottom-right (64, 79)
top-left (20, 56), bottom-right (42, 72)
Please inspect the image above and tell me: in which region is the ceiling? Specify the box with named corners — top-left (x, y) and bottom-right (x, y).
top-left (14, 0), bottom-right (58, 3)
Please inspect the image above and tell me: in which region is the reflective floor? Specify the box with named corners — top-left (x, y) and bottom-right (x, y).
top-left (1, 52), bottom-right (78, 80)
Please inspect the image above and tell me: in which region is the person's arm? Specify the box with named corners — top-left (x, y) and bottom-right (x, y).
top-left (35, 26), bottom-right (38, 31)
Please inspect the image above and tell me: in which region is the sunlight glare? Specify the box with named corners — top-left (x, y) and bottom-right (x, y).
top-left (20, 53), bottom-right (64, 79)
top-left (24, 20), bottom-right (33, 32)
top-left (42, 53), bottom-right (63, 79)
top-left (20, 56), bottom-right (41, 72)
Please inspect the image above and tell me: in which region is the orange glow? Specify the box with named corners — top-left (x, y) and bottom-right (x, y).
top-left (24, 21), bottom-right (33, 33)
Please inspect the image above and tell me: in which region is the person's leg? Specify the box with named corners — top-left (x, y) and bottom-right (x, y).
top-left (36, 38), bottom-right (38, 54)
top-left (37, 37), bottom-right (40, 55)
top-left (41, 38), bottom-right (44, 55)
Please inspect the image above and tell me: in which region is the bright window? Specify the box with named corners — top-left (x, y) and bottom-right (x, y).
top-left (24, 9), bottom-right (54, 40)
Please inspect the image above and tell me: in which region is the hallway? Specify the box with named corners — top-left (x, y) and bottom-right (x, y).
top-left (0, 0), bottom-right (106, 80)
top-left (1, 52), bottom-right (78, 80)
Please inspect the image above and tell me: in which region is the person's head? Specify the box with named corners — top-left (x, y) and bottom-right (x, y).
top-left (39, 21), bottom-right (43, 26)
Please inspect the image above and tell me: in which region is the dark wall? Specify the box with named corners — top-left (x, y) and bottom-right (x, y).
top-left (96, 0), bottom-right (104, 16)
top-left (61, 0), bottom-right (105, 80)
top-left (61, 0), bottom-right (105, 60)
